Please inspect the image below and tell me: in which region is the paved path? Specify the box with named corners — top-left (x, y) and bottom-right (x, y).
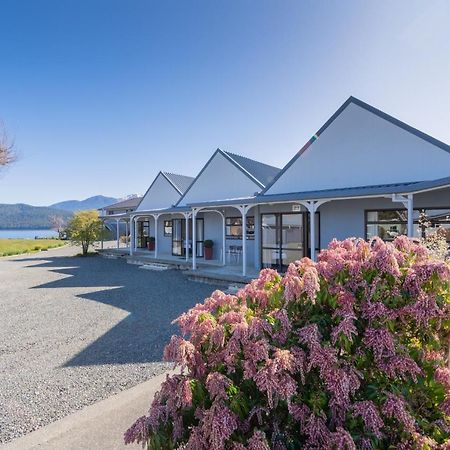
top-left (2, 371), bottom-right (173, 450)
top-left (0, 246), bottom-right (218, 445)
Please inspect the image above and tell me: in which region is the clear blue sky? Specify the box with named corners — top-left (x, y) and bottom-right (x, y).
top-left (0, 0), bottom-right (449, 205)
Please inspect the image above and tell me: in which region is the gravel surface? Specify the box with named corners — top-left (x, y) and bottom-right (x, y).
top-left (0, 246), bottom-right (219, 444)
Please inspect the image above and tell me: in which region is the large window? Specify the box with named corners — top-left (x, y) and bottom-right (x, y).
top-left (225, 216), bottom-right (255, 239)
top-left (366, 208), bottom-right (450, 242)
top-left (164, 220), bottom-right (172, 237)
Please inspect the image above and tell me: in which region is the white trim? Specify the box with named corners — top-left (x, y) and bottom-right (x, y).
top-left (297, 200), bottom-right (329, 261)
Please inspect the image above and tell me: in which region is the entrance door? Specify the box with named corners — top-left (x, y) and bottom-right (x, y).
top-left (172, 219), bottom-right (184, 256)
top-left (137, 220), bottom-right (150, 248)
top-left (172, 218), bottom-right (204, 257)
top-left (261, 212), bottom-right (319, 271)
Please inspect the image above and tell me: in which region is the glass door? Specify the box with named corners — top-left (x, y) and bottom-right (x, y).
top-left (261, 214), bottom-right (280, 269)
top-left (172, 219), bottom-right (184, 256)
top-left (195, 218), bottom-right (204, 257)
top-left (137, 220), bottom-right (150, 248)
top-left (261, 212), bottom-right (317, 272)
top-left (280, 213), bottom-right (303, 271)
top-left (172, 218), bottom-right (204, 257)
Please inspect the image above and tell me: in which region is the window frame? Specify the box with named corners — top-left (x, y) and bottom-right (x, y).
top-left (225, 216), bottom-right (255, 240)
top-left (163, 219), bottom-right (173, 237)
top-left (365, 207), bottom-right (450, 242)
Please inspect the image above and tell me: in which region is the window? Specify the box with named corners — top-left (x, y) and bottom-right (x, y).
top-left (164, 220), bottom-right (172, 237)
top-left (365, 208), bottom-right (450, 242)
top-left (225, 216), bottom-right (255, 239)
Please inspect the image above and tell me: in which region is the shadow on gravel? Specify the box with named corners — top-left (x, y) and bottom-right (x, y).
top-left (11, 255), bottom-right (218, 367)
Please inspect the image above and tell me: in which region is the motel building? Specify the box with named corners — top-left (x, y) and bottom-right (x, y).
top-left (101, 97), bottom-right (450, 282)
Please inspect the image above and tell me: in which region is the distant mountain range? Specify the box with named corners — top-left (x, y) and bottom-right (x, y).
top-left (50, 195), bottom-right (118, 212)
top-left (0, 195), bottom-right (119, 229)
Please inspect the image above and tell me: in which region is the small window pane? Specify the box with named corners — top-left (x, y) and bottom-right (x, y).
top-left (225, 217), bottom-right (254, 239)
top-left (164, 220), bottom-right (172, 237)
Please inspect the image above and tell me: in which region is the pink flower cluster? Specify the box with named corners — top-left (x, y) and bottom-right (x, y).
top-left (125, 236), bottom-right (450, 449)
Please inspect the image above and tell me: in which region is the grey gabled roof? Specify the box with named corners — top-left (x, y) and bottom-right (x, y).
top-left (136, 171), bottom-right (194, 210)
top-left (103, 196), bottom-right (142, 210)
top-left (223, 151), bottom-right (280, 188)
top-left (175, 148), bottom-right (281, 206)
top-left (262, 96), bottom-right (450, 194)
top-left (162, 172), bottom-right (195, 195)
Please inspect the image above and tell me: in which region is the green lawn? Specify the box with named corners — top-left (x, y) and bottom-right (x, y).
top-left (0, 239), bottom-right (66, 257)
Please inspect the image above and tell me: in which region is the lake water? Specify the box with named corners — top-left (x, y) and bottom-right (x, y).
top-left (0, 229), bottom-right (59, 239)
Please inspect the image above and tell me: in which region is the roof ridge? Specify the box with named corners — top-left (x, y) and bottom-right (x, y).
top-left (162, 171), bottom-right (194, 178)
top-left (223, 150), bottom-right (280, 170)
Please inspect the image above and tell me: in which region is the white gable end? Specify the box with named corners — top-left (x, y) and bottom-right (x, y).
top-left (178, 152), bottom-right (261, 206)
top-left (136, 173), bottom-right (180, 211)
top-left (266, 102), bottom-right (450, 195)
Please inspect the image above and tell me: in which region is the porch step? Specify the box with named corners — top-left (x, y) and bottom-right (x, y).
top-left (139, 263), bottom-right (170, 271)
top-left (126, 258), bottom-right (144, 265)
top-left (125, 255), bottom-right (191, 270)
top-left (183, 269), bottom-right (252, 287)
top-left (98, 250), bottom-right (128, 259)
top-left (100, 253), bottom-right (118, 259)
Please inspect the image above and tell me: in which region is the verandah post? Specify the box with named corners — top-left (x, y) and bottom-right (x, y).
top-left (192, 208), bottom-right (197, 270)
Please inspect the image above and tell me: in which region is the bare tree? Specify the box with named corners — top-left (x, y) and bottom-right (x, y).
top-left (0, 123), bottom-right (15, 167)
top-left (49, 215), bottom-right (66, 239)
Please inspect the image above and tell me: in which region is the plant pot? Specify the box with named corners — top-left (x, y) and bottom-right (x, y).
top-left (204, 247), bottom-right (213, 260)
top-left (147, 241), bottom-right (155, 251)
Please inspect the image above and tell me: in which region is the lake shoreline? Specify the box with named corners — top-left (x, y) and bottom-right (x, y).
top-left (0, 229), bottom-right (59, 239)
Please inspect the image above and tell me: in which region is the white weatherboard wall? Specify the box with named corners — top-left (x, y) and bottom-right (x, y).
top-left (178, 152), bottom-right (261, 206)
top-left (266, 102), bottom-right (450, 195)
top-left (137, 173), bottom-right (181, 211)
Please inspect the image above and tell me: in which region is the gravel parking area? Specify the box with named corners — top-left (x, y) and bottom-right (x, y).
top-left (0, 246), bottom-right (219, 444)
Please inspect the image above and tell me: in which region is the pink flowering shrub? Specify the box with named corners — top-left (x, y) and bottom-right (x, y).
top-left (125, 236), bottom-right (450, 449)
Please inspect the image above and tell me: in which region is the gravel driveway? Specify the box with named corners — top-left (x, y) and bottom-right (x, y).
top-left (0, 246), bottom-right (219, 444)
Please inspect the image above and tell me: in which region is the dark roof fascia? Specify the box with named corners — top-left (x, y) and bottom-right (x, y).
top-left (402, 175), bottom-right (450, 193)
top-left (261, 96), bottom-right (450, 194)
top-left (258, 177), bottom-right (450, 203)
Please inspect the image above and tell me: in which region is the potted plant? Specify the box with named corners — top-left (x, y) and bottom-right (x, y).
top-left (147, 236), bottom-right (155, 251)
top-left (204, 239), bottom-right (214, 260)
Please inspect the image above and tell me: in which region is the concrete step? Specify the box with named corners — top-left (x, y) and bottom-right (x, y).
top-left (183, 269), bottom-right (252, 287)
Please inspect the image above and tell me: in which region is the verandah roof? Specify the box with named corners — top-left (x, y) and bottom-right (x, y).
top-left (183, 176), bottom-right (450, 208)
